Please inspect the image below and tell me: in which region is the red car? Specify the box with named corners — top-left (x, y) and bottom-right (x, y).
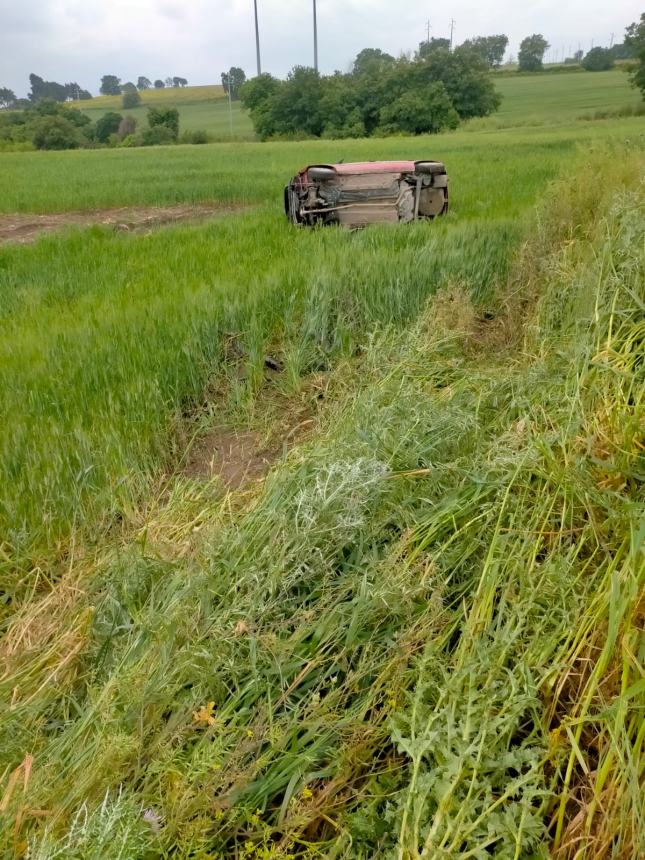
top-left (284, 160), bottom-right (449, 228)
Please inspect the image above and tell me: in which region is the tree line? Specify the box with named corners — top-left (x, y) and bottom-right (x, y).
top-left (1, 16), bottom-right (644, 147)
top-left (240, 42), bottom-right (502, 140)
top-left (99, 75), bottom-right (188, 95)
top-left (238, 25), bottom-right (643, 141)
top-left (517, 33), bottom-right (634, 72)
top-left (0, 99), bottom-right (212, 150)
top-left (0, 73), bottom-right (190, 111)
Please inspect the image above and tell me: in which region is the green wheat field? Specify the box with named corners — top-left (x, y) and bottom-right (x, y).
top-left (0, 71), bottom-right (643, 859)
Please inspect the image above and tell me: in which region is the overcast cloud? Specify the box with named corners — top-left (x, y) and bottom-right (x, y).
top-left (1, 1), bottom-right (642, 96)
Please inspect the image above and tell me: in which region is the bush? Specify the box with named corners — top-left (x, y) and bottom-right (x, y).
top-left (95, 111), bottom-right (123, 144)
top-left (179, 129), bottom-right (210, 144)
top-left (139, 125), bottom-right (176, 146)
top-left (379, 84), bottom-right (460, 135)
top-left (118, 134), bottom-right (140, 147)
top-left (122, 90), bottom-right (141, 109)
top-left (30, 116), bottom-right (81, 150)
top-left (241, 49), bottom-right (500, 140)
top-left (147, 107), bottom-right (179, 138)
top-left (582, 47), bottom-right (615, 71)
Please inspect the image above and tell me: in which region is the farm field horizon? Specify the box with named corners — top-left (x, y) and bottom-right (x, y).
top-left (0, 64), bottom-right (643, 858)
top-left (65, 68), bottom-right (642, 142)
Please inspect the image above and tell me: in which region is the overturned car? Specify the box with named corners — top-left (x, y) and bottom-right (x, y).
top-left (284, 160), bottom-right (449, 228)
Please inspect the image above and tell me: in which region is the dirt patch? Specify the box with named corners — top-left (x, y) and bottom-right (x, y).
top-left (182, 374), bottom-right (328, 490)
top-left (184, 429), bottom-right (278, 489)
top-left (0, 203), bottom-right (247, 246)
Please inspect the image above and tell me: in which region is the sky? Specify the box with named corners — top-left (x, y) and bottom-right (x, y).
top-left (1, 1), bottom-right (642, 97)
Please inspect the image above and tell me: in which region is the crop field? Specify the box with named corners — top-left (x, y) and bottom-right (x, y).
top-left (480, 68), bottom-right (640, 127)
top-left (0, 74), bottom-right (643, 859)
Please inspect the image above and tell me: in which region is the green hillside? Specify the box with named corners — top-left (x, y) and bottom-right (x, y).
top-left (489, 68), bottom-right (640, 127)
top-left (74, 84), bottom-right (255, 140)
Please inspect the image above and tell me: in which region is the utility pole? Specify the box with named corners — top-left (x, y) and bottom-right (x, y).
top-left (610, 32), bottom-right (615, 48)
top-left (313, 0), bottom-right (318, 71)
top-left (426, 20), bottom-right (431, 43)
top-left (253, 0), bottom-right (261, 76)
top-left (449, 19), bottom-right (455, 51)
top-left (227, 73), bottom-right (234, 138)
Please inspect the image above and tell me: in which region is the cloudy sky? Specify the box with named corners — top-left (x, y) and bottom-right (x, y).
top-left (1, 1), bottom-right (642, 96)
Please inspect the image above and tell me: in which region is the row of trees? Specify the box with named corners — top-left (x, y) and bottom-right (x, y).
top-left (240, 44), bottom-right (501, 139)
top-left (0, 99), bottom-right (185, 150)
top-left (518, 34), bottom-right (636, 72)
top-left (0, 75), bottom-right (93, 109)
top-left (99, 75), bottom-right (188, 95)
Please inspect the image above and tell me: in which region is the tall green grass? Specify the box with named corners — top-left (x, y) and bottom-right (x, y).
top-left (1, 120), bottom-right (643, 214)
top-left (0, 213), bottom-right (517, 590)
top-left (3, 125), bottom-right (576, 590)
top-left (0, 145), bottom-right (641, 858)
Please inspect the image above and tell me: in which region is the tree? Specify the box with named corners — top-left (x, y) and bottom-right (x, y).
top-left (351, 48), bottom-right (396, 76)
top-left (95, 111), bottom-right (123, 143)
top-left (415, 46), bottom-right (502, 118)
top-left (239, 74), bottom-right (280, 136)
top-left (100, 75), bottom-right (121, 95)
top-left (147, 106), bottom-right (179, 138)
top-left (30, 116), bottom-right (81, 149)
top-left (608, 42), bottom-right (634, 61)
top-left (625, 13), bottom-right (645, 98)
top-left (582, 47), bottom-right (615, 72)
top-left (573, 49), bottom-right (584, 62)
top-left (172, 76), bottom-right (188, 87)
top-left (28, 73), bottom-right (67, 102)
top-left (379, 83), bottom-right (460, 134)
top-left (154, 79), bottom-right (165, 89)
top-left (518, 35), bottom-right (549, 71)
top-left (64, 82), bottom-right (92, 100)
top-left (242, 45), bottom-right (501, 140)
top-left (320, 73), bottom-right (363, 137)
top-left (122, 82), bottom-right (137, 94)
top-left (267, 66), bottom-right (325, 137)
top-left (164, 77), bottom-right (174, 88)
top-left (137, 77), bottom-right (152, 90)
top-left (122, 90), bottom-right (141, 108)
top-left (417, 38), bottom-right (451, 60)
top-left (460, 35), bottom-right (508, 67)
top-left (221, 67), bottom-right (246, 100)
top-left (0, 88), bottom-right (16, 109)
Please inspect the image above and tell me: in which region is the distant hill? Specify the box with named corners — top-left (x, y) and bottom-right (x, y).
top-left (71, 83), bottom-right (255, 140)
top-left (79, 84), bottom-right (226, 110)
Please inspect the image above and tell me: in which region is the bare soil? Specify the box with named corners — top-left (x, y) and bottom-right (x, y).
top-left (183, 375), bottom-right (328, 490)
top-left (0, 203), bottom-right (246, 245)
top-left (184, 428), bottom-right (279, 489)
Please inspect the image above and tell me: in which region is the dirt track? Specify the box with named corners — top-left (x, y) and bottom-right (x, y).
top-left (0, 203), bottom-right (246, 246)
